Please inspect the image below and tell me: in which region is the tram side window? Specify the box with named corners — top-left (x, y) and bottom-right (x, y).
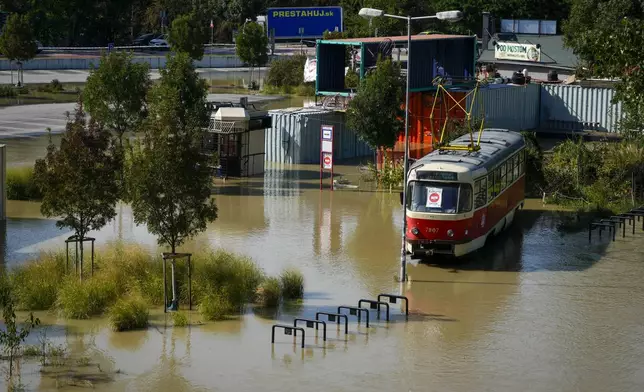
top-left (519, 150), bottom-right (526, 175)
top-left (475, 178), bottom-right (487, 208)
top-left (487, 173), bottom-right (495, 199)
top-left (500, 162), bottom-right (507, 190)
top-left (458, 184), bottom-right (473, 213)
top-left (494, 167), bottom-right (502, 195)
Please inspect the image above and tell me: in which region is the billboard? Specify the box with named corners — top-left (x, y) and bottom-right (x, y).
top-left (494, 42), bottom-right (541, 62)
top-left (267, 7), bottom-right (343, 39)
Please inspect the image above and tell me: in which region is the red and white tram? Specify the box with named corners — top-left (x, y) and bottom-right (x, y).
top-left (402, 129), bottom-right (526, 258)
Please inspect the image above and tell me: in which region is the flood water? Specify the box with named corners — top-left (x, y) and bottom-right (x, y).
top-left (2, 150), bottom-right (644, 390)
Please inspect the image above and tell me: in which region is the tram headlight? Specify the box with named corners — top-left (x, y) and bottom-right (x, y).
top-left (447, 229), bottom-right (454, 237)
top-left (411, 227), bottom-right (420, 236)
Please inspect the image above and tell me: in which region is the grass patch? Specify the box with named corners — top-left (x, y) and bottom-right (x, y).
top-left (11, 252), bottom-right (65, 310)
top-left (108, 295), bottom-right (149, 331)
top-left (198, 292), bottom-right (233, 321)
top-left (4, 243), bottom-right (299, 325)
top-left (256, 277), bottom-right (281, 308)
top-left (22, 345), bottom-right (42, 357)
top-left (7, 165), bottom-right (42, 201)
top-left (190, 250), bottom-right (264, 311)
top-left (171, 311), bottom-right (189, 327)
top-left (56, 275), bottom-right (118, 319)
top-left (280, 268), bottom-right (304, 300)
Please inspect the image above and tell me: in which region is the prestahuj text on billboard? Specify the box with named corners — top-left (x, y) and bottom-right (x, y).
top-left (267, 7), bottom-right (343, 39)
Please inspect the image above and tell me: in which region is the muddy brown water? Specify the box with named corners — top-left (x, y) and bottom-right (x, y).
top-left (1, 151), bottom-right (644, 390)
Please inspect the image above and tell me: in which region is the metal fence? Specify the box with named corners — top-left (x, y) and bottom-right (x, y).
top-left (468, 84), bottom-right (541, 131)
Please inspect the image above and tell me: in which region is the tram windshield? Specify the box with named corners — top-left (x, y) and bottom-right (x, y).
top-left (407, 181), bottom-right (472, 214)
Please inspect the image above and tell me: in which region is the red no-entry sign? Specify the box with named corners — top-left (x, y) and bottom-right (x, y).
top-left (320, 125), bottom-right (334, 190)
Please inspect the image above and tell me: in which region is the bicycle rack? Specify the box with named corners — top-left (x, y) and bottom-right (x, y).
top-left (589, 206), bottom-right (644, 243)
top-left (272, 325), bottom-right (305, 348)
top-left (358, 299), bottom-right (390, 322)
top-left (294, 318), bottom-right (327, 342)
top-left (315, 312), bottom-right (349, 335)
top-left (338, 306), bottom-right (370, 328)
top-left (377, 294), bottom-right (409, 319)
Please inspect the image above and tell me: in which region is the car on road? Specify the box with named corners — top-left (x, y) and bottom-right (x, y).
top-left (149, 35), bottom-right (170, 50)
top-left (133, 33), bottom-right (162, 46)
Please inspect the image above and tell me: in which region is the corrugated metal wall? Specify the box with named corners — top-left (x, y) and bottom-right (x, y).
top-left (266, 108), bottom-right (373, 164)
top-left (467, 84), bottom-right (541, 131)
top-left (540, 85), bottom-right (624, 132)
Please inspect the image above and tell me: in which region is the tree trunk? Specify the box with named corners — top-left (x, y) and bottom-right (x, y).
top-left (170, 243), bottom-right (177, 308)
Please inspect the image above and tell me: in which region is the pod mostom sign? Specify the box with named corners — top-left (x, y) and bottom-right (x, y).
top-left (494, 42), bottom-right (541, 62)
top-left (267, 6), bottom-right (343, 39)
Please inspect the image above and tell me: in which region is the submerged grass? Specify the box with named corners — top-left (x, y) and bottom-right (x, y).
top-left (108, 295), bottom-right (149, 331)
top-left (256, 277), bottom-right (281, 308)
top-left (280, 268), bottom-right (304, 300)
top-left (11, 252), bottom-right (66, 310)
top-left (4, 242), bottom-right (305, 329)
top-left (171, 311), bottom-right (189, 327)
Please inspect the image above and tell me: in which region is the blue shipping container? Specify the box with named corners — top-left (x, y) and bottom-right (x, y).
top-left (267, 7), bottom-right (343, 39)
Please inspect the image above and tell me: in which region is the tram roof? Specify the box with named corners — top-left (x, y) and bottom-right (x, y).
top-left (414, 129), bottom-right (525, 172)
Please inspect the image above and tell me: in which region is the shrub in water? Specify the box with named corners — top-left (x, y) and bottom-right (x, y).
top-left (198, 292), bottom-right (233, 321)
top-left (171, 311), bottom-right (189, 327)
top-left (280, 268), bottom-right (304, 300)
top-left (108, 295), bottom-right (149, 331)
top-left (56, 276), bottom-right (118, 319)
top-left (11, 252), bottom-right (66, 310)
top-left (256, 277), bottom-right (281, 308)
top-left (7, 166), bottom-right (42, 201)
top-left (190, 250), bottom-right (264, 311)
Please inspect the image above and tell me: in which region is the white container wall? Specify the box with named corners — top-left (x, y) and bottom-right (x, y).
top-left (266, 108), bottom-right (373, 164)
top-left (540, 84), bottom-right (624, 132)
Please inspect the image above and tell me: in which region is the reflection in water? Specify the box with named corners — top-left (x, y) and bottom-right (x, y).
top-left (4, 162), bottom-right (644, 391)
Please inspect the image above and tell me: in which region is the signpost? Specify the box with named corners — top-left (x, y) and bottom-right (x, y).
top-left (267, 6), bottom-right (343, 39)
top-left (320, 125), bottom-right (334, 191)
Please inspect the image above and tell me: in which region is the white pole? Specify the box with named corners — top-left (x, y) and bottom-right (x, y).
top-left (399, 16), bottom-right (411, 283)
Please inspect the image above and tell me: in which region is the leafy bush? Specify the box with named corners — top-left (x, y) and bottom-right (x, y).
top-left (295, 83), bottom-right (315, 96)
top-left (266, 54), bottom-right (307, 89)
top-left (171, 311), bottom-right (189, 327)
top-left (0, 85), bottom-right (17, 97)
top-left (56, 276), bottom-right (118, 319)
top-left (37, 79), bottom-right (64, 93)
top-left (108, 295), bottom-right (149, 331)
top-left (345, 69), bottom-right (359, 89)
top-left (279, 268), bottom-right (304, 300)
top-left (256, 277), bottom-right (281, 307)
top-left (7, 166), bottom-right (42, 200)
top-left (11, 252), bottom-right (65, 310)
top-left (190, 250), bottom-right (264, 311)
top-left (198, 292), bottom-right (233, 321)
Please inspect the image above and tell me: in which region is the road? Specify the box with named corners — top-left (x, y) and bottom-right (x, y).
top-left (0, 67), bottom-right (269, 85)
top-left (0, 93), bottom-right (282, 139)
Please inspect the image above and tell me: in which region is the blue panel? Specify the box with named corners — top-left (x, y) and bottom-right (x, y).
top-left (267, 7), bottom-right (343, 39)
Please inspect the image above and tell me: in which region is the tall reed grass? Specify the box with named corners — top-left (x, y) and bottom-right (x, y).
top-left (7, 165), bottom-right (42, 201)
top-left (3, 242), bottom-right (304, 329)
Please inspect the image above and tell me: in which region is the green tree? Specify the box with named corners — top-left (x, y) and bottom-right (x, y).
top-left (564, 0), bottom-right (644, 132)
top-left (83, 51), bottom-right (151, 147)
top-left (235, 21), bottom-right (268, 85)
top-left (147, 52), bottom-right (209, 131)
top-left (34, 102), bottom-right (121, 280)
top-left (347, 57), bottom-right (404, 150)
top-left (127, 54), bottom-right (218, 309)
top-left (0, 13), bottom-right (38, 84)
top-left (168, 12), bottom-right (209, 60)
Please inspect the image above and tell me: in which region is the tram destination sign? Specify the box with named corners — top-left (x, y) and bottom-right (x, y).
top-left (416, 171), bottom-right (459, 181)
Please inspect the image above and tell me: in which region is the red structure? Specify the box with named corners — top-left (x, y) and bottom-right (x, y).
top-left (377, 90), bottom-right (469, 169)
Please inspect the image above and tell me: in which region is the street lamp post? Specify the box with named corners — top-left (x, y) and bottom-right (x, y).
top-left (358, 8), bottom-right (463, 282)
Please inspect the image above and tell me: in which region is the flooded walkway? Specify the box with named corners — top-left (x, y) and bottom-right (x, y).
top-left (3, 162), bottom-right (644, 391)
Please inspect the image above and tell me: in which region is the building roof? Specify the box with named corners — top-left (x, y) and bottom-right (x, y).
top-left (320, 34), bottom-right (471, 45)
top-left (478, 34), bottom-right (578, 70)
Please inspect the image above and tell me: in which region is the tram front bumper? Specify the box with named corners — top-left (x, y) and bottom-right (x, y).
top-left (407, 238), bottom-right (470, 257)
